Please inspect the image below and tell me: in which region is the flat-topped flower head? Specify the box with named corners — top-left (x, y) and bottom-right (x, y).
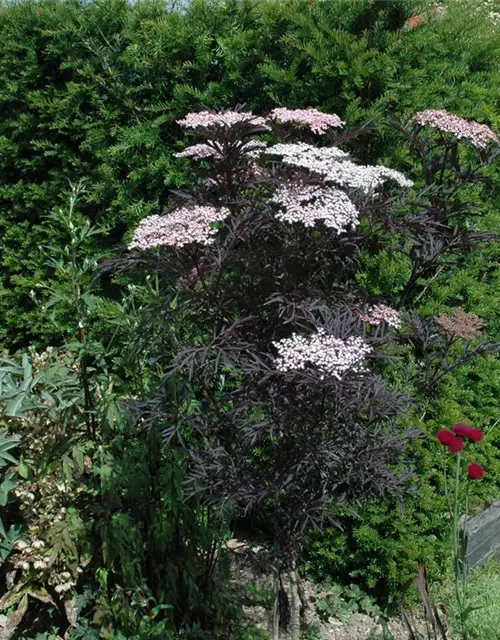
top-left (267, 142), bottom-right (350, 166)
top-left (128, 205), bottom-right (230, 250)
top-left (174, 143), bottom-right (223, 160)
top-left (175, 140), bottom-right (267, 162)
top-left (267, 143), bottom-right (413, 195)
top-left (242, 140), bottom-right (268, 158)
top-left (273, 328), bottom-right (371, 380)
top-left (270, 183), bottom-right (359, 233)
top-left (435, 309), bottom-right (484, 340)
top-left (269, 108), bottom-right (345, 134)
top-left (356, 304), bottom-right (402, 329)
top-left (413, 109), bottom-right (499, 150)
top-left (324, 159), bottom-right (414, 194)
top-left (177, 110), bottom-right (270, 131)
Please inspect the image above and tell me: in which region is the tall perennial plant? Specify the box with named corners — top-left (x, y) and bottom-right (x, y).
top-left (124, 106), bottom-right (498, 638)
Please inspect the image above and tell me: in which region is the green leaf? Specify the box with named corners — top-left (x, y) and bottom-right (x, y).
top-left (17, 459), bottom-right (30, 480)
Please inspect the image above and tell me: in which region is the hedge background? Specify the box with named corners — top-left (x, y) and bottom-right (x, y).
top-left (1, 0), bottom-right (499, 348)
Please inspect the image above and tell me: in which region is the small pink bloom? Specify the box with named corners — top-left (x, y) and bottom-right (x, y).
top-left (268, 107), bottom-right (344, 135)
top-left (356, 304), bottom-right (402, 329)
top-left (413, 109), bottom-right (498, 150)
top-left (177, 110), bottom-right (269, 131)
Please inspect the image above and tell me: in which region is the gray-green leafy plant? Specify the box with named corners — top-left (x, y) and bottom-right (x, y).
top-left (0, 428), bottom-right (22, 564)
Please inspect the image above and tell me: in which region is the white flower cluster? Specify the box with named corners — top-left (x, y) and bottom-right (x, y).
top-left (128, 205), bottom-right (231, 250)
top-left (357, 304), bottom-right (402, 329)
top-left (13, 535), bottom-right (79, 594)
top-left (243, 140), bottom-right (268, 158)
top-left (267, 143), bottom-right (413, 194)
top-left (174, 140), bottom-right (267, 161)
top-left (28, 345), bottom-right (54, 374)
top-left (177, 110), bottom-right (270, 131)
top-left (273, 328), bottom-right (371, 380)
top-left (271, 183), bottom-right (359, 233)
top-left (13, 533), bottom-right (79, 592)
top-left (323, 159), bottom-right (414, 194)
top-left (14, 538), bottom-right (76, 589)
top-left (174, 143), bottom-right (223, 160)
top-left (269, 107), bottom-right (345, 134)
top-left (267, 142), bottom-right (350, 165)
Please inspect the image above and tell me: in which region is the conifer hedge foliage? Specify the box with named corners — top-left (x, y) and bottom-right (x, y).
top-left (1, 0), bottom-right (499, 347)
top-left (0, 2), bottom-right (499, 630)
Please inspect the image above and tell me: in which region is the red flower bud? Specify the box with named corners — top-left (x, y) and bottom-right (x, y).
top-left (437, 429), bottom-right (455, 446)
top-left (448, 437), bottom-right (464, 454)
top-left (453, 424), bottom-right (483, 443)
top-left (467, 463), bottom-right (485, 480)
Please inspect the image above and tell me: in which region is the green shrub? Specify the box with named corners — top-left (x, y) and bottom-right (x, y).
top-left (3, 0), bottom-right (500, 347)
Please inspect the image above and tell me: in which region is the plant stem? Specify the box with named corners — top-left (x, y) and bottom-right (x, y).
top-left (289, 554), bottom-right (301, 640)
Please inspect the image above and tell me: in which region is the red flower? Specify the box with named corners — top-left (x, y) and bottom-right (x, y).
top-left (467, 463), bottom-right (485, 480)
top-left (448, 437), bottom-right (464, 454)
top-left (437, 429), bottom-right (455, 446)
top-left (453, 423), bottom-right (483, 443)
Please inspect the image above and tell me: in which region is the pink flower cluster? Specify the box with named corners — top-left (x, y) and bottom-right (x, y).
top-left (273, 328), bottom-right (371, 380)
top-left (177, 110), bottom-right (270, 131)
top-left (267, 143), bottom-right (413, 194)
top-left (174, 143), bottom-right (223, 160)
top-left (128, 205), bottom-right (230, 250)
top-left (175, 140), bottom-right (267, 161)
top-left (270, 183), bottom-right (359, 233)
top-left (413, 109), bottom-right (499, 150)
top-left (356, 304), bottom-right (402, 329)
top-left (435, 309), bottom-right (484, 340)
top-left (269, 108), bottom-right (345, 134)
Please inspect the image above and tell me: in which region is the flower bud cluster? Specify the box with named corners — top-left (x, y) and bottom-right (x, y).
top-left (128, 205), bottom-right (231, 250)
top-left (435, 309), bottom-right (484, 340)
top-left (28, 345), bottom-right (54, 374)
top-left (270, 183), bottom-right (359, 233)
top-left (356, 304), bottom-right (402, 329)
top-left (269, 107), bottom-right (345, 134)
top-left (413, 109), bottom-right (498, 150)
top-left (13, 534), bottom-right (78, 593)
top-left (177, 110), bottom-right (269, 131)
top-left (273, 328), bottom-right (371, 379)
top-left (14, 537), bottom-right (48, 573)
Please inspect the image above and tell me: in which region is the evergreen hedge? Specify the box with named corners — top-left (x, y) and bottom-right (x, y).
top-left (1, 0), bottom-right (499, 347)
